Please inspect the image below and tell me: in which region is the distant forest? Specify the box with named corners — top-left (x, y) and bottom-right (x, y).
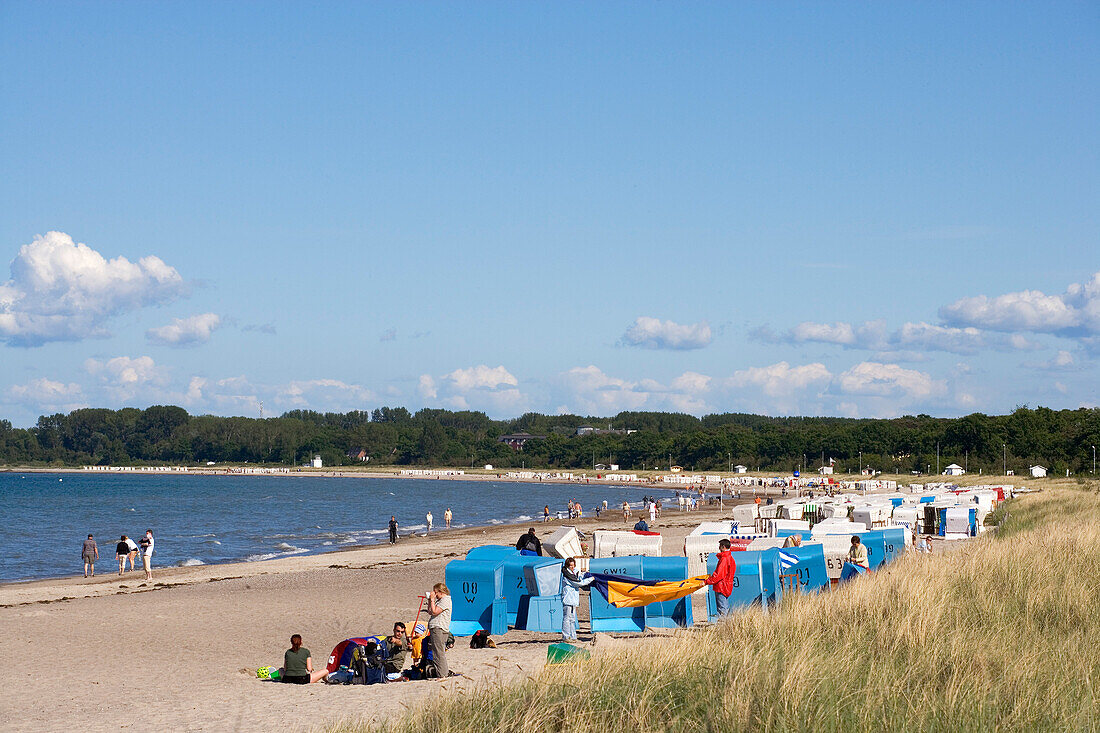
top-left (2, 404), bottom-right (1098, 476)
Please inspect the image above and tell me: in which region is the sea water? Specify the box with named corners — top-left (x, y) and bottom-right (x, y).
top-left (0, 472), bottom-right (651, 582)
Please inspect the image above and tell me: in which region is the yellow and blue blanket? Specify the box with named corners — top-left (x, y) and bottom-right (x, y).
top-left (586, 572), bottom-right (709, 608)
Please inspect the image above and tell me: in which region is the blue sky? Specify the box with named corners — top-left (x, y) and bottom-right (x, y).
top-left (1, 1), bottom-right (1097, 427)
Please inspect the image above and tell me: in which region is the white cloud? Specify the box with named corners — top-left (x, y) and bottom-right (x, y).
top-left (7, 377), bottom-right (86, 413)
top-left (84, 355), bottom-right (167, 400)
top-left (790, 321), bottom-right (858, 346)
top-left (726, 361), bottom-right (832, 397)
top-left (940, 272), bottom-right (1100, 337)
top-left (418, 365), bottom-right (528, 415)
top-left (773, 319), bottom-right (1038, 355)
top-left (621, 317), bottom-right (712, 350)
top-left (834, 362), bottom-right (945, 400)
top-left (555, 366), bottom-right (652, 414)
top-left (444, 365), bottom-right (519, 391)
top-left (147, 313), bottom-right (221, 346)
top-left (0, 231), bottom-right (186, 346)
top-left (277, 379), bottom-right (375, 409)
top-left (417, 374), bottom-right (438, 400)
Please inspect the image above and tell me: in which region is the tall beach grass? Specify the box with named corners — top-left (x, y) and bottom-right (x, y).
top-left (347, 481), bottom-right (1100, 733)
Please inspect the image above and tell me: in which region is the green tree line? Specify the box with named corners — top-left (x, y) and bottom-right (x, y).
top-left (1, 405), bottom-right (1098, 476)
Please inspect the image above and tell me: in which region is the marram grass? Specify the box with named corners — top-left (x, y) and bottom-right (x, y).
top-left (339, 483), bottom-right (1100, 733)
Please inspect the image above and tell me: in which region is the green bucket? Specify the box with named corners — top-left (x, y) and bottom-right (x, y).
top-left (547, 642), bottom-right (590, 665)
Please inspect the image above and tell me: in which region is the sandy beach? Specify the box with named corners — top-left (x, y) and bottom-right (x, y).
top-left (0, 506), bottom-right (733, 733)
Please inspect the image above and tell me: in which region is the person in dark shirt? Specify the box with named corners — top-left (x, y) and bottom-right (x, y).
top-left (388, 516), bottom-right (398, 545)
top-left (82, 534), bottom-right (98, 578)
top-left (633, 518), bottom-right (649, 532)
top-left (515, 528), bottom-right (542, 555)
top-left (115, 536), bottom-right (129, 575)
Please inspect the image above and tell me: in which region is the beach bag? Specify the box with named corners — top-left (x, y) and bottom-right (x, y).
top-left (470, 630), bottom-right (490, 649)
top-left (351, 644), bottom-right (388, 685)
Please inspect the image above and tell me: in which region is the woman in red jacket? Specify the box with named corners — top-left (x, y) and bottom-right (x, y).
top-left (705, 539), bottom-right (736, 618)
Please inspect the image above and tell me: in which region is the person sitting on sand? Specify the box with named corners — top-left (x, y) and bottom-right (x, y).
top-left (278, 634), bottom-right (328, 684)
top-left (633, 517), bottom-right (649, 532)
top-left (385, 622), bottom-right (413, 680)
top-left (847, 536), bottom-right (869, 569)
top-left (515, 528), bottom-right (542, 555)
top-left (916, 535), bottom-right (933, 554)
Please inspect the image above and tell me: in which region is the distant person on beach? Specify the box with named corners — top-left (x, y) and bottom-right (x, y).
top-left (516, 528), bottom-right (542, 555)
top-left (648, 502), bottom-right (657, 523)
top-left (560, 557), bottom-right (593, 641)
top-left (622, 502), bottom-right (630, 522)
top-left (848, 536), bottom-right (869, 569)
top-left (705, 539), bottom-right (736, 618)
top-left (82, 534), bottom-right (98, 577)
top-left (426, 511), bottom-right (433, 533)
top-left (278, 634), bottom-right (327, 684)
top-left (444, 508), bottom-right (452, 529)
top-left (633, 518), bottom-right (649, 532)
top-left (543, 505), bottom-right (550, 523)
top-left (140, 529), bottom-right (154, 580)
top-left (388, 516), bottom-right (398, 545)
top-left (124, 535), bottom-right (139, 571)
top-left (426, 583), bottom-right (451, 678)
top-left (115, 536), bottom-right (129, 575)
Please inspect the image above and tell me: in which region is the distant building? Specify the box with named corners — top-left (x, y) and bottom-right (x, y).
top-left (1029, 465), bottom-right (1047, 478)
top-left (497, 432), bottom-right (546, 450)
top-left (733, 464), bottom-right (748, 474)
top-left (312, 455), bottom-right (323, 469)
top-left (943, 463), bottom-right (965, 476)
top-left (346, 448), bottom-right (369, 462)
top-left (575, 425), bottom-right (637, 437)
top-left (818, 466), bottom-right (834, 475)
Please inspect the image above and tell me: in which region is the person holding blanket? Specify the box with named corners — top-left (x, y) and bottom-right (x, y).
top-left (560, 558), bottom-right (593, 641)
top-left (705, 539), bottom-right (736, 618)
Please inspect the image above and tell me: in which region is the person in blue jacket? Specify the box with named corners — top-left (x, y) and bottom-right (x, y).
top-left (560, 558), bottom-right (593, 641)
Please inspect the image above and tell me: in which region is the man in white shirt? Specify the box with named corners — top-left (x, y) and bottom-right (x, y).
top-left (140, 529), bottom-right (155, 580)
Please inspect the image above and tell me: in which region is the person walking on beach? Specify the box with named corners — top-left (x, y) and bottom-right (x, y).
top-left (543, 505), bottom-right (550, 523)
top-left (124, 534), bottom-right (139, 571)
top-left (622, 501), bottom-right (630, 523)
top-left (444, 507), bottom-right (452, 529)
top-left (705, 539), bottom-right (736, 618)
top-left (426, 511), bottom-right (433, 533)
top-left (140, 529), bottom-right (154, 581)
top-left (388, 516), bottom-right (399, 545)
top-left (426, 583), bottom-right (451, 678)
top-left (561, 558), bottom-right (593, 641)
top-left (82, 534), bottom-right (98, 577)
top-left (115, 536), bottom-right (130, 575)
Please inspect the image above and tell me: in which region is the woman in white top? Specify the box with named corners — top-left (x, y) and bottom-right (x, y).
top-left (560, 558), bottom-right (593, 641)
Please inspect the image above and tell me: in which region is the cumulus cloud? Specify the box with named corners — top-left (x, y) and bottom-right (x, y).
top-left (621, 317), bottom-right (712, 350)
top-left (0, 231), bottom-right (186, 346)
top-left (7, 377), bottom-right (86, 413)
top-left (940, 271), bottom-right (1100, 337)
top-left (833, 361), bottom-right (946, 401)
top-left (277, 379), bottom-right (375, 409)
top-left (418, 365), bottom-right (528, 415)
top-left (146, 313), bottom-right (221, 346)
top-left (768, 319), bottom-right (1038, 355)
top-left (726, 361), bottom-right (832, 397)
top-left (84, 355), bottom-right (167, 400)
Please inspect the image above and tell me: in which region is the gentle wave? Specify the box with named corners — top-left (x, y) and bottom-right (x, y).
top-left (244, 547), bottom-right (310, 562)
top-left (177, 558), bottom-right (205, 567)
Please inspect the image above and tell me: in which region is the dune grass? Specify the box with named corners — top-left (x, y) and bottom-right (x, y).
top-left (346, 481), bottom-right (1100, 733)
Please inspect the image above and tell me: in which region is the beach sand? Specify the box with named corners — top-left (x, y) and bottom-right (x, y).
top-left (0, 506), bottom-right (731, 733)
